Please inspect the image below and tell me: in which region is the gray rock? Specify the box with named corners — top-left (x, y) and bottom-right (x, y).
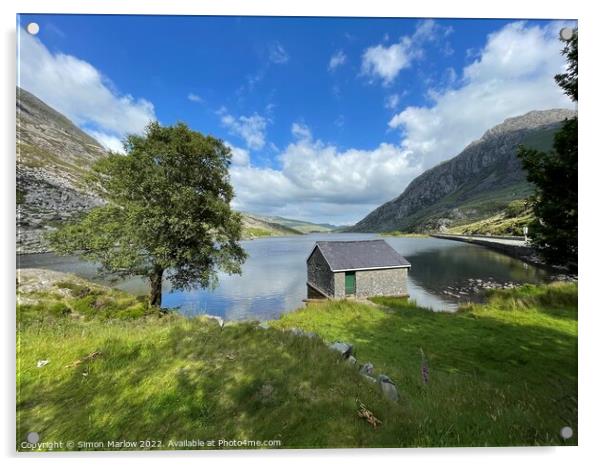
top-left (257, 321), bottom-right (270, 330)
top-left (361, 374), bottom-right (377, 384)
top-left (359, 362), bottom-right (374, 377)
top-left (329, 341), bottom-right (353, 358)
top-left (346, 355), bottom-right (357, 366)
top-left (204, 314), bottom-right (224, 328)
top-left (289, 327), bottom-right (304, 336)
top-left (378, 374), bottom-right (400, 402)
top-left (16, 88), bottom-right (107, 254)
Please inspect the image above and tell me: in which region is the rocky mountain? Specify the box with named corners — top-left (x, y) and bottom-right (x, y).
top-left (15, 88), bottom-right (328, 251)
top-left (17, 87), bottom-right (107, 253)
top-left (349, 109), bottom-right (576, 233)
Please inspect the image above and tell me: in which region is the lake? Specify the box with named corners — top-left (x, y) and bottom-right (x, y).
top-left (17, 233), bottom-right (551, 320)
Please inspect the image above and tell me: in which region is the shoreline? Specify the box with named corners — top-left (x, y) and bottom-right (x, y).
top-left (430, 233), bottom-right (577, 278)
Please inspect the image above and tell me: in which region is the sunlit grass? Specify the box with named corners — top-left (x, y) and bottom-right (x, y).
top-left (17, 278), bottom-right (577, 449)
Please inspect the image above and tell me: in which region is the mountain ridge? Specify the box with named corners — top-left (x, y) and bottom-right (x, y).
top-left (348, 108), bottom-right (576, 233)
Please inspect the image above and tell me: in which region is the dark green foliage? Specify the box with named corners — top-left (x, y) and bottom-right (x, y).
top-left (555, 31), bottom-right (577, 101)
top-left (517, 31), bottom-right (577, 268)
top-left (49, 122), bottom-right (247, 305)
top-left (504, 199), bottom-right (529, 218)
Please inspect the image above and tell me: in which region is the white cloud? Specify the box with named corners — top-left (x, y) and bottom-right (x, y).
top-left (219, 111), bottom-right (268, 150)
top-left (17, 28), bottom-right (155, 150)
top-left (413, 18), bottom-right (453, 42)
top-left (361, 41), bottom-right (411, 85)
top-left (388, 21), bottom-right (574, 170)
top-left (385, 93), bottom-right (401, 110)
top-left (328, 50), bottom-right (347, 71)
top-left (230, 130), bottom-right (420, 224)
top-left (187, 93), bottom-right (203, 103)
top-left (291, 122), bottom-right (312, 140)
top-left (231, 21), bottom-right (574, 224)
top-left (268, 42), bottom-right (289, 64)
top-left (225, 142), bottom-right (250, 167)
top-left (361, 19), bottom-right (453, 85)
top-left (87, 131), bottom-right (125, 154)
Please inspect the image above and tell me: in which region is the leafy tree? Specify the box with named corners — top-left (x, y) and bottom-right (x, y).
top-left (50, 122), bottom-right (247, 306)
top-left (555, 30), bottom-right (578, 101)
top-left (517, 29), bottom-right (577, 268)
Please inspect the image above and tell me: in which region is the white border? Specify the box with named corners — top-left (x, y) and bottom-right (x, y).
top-left (2, 1), bottom-right (600, 466)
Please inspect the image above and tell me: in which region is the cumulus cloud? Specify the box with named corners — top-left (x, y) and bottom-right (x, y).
top-left (361, 41), bottom-right (411, 85)
top-left (229, 130), bottom-right (420, 224)
top-left (328, 50), bottom-right (347, 71)
top-left (231, 21), bottom-right (574, 224)
top-left (361, 19), bottom-right (452, 85)
top-left (86, 131), bottom-right (125, 153)
top-left (17, 28), bottom-right (155, 152)
top-left (225, 142), bottom-right (250, 167)
top-left (388, 21), bottom-right (574, 170)
top-left (219, 110), bottom-right (268, 150)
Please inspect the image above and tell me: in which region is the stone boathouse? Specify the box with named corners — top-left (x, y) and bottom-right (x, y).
top-left (306, 239), bottom-right (411, 299)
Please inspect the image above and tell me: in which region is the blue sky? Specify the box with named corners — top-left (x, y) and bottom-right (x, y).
top-left (17, 15), bottom-right (574, 224)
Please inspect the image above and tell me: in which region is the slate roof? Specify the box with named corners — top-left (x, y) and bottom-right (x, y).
top-left (310, 239), bottom-right (411, 272)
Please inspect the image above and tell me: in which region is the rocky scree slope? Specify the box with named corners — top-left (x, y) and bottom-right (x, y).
top-left (16, 87), bottom-right (107, 253)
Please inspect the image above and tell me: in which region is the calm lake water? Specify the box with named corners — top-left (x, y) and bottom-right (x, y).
top-left (17, 233), bottom-right (551, 320)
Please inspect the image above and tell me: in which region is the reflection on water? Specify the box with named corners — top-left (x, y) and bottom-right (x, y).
top-left (393, 237), bottom-right (549, 310)
top-left (17, 233), bottom-right (551, 320)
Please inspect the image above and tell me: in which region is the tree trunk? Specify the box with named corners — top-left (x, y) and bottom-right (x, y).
top-left (149, 267), bottom-right (164, 307)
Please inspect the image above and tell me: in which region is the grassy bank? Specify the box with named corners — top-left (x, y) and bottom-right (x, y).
top-left (447, 200), bottom-right (534, 236)
top-left (17, 271), bottom-right (577, 449)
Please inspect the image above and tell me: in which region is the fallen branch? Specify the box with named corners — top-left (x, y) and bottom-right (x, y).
top-left (357, 400), bottom-right (382, 429)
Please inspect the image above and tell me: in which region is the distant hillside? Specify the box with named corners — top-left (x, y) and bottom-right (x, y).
top-left (446, 200), bottom-right (535, 236)
top-left (245, 213), bottom-right (337, 234)
top-left (241, 213), bottom-right (302, 239)
top-left (349, 109), bottom-right (576, 233)
top-left (17, 87), bottom-right (107, 253)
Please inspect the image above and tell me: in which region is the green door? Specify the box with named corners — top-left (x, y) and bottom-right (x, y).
top-left (345, 272), bottom-right (356, 295)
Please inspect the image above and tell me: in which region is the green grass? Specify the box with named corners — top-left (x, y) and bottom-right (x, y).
top-left (409, 182), bottom-right (534, 232)
top-left (273, 283), bottom-right (577, 446)
top-left (17, 280), bottom-right (156, 325)
top-left (447, 199), bottom-right (534, 236)
top-left (17, 278), bottom-right (577, 450)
